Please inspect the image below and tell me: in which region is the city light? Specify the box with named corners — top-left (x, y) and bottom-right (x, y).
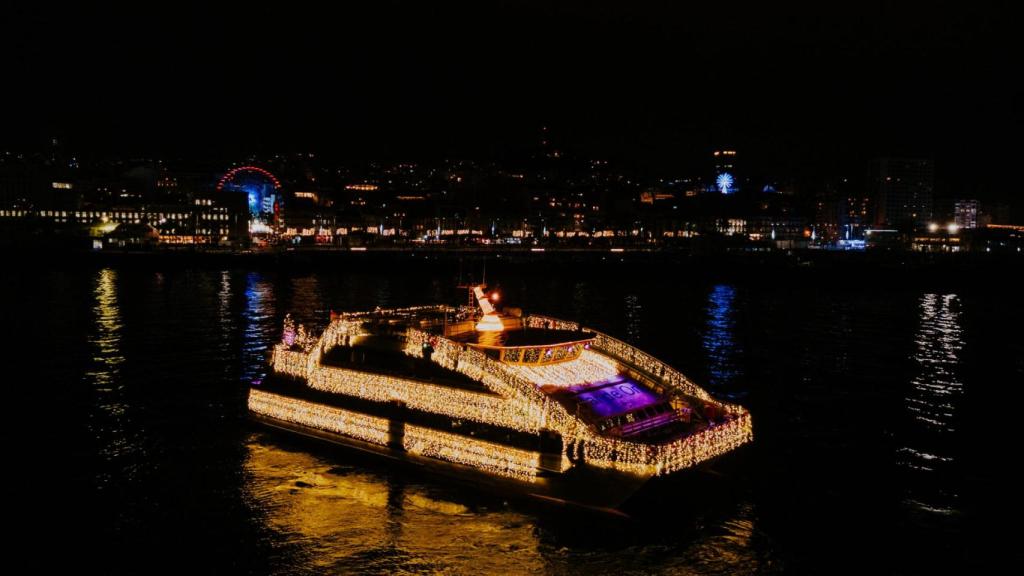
top-left (716, 172), bottom-right (735, 194)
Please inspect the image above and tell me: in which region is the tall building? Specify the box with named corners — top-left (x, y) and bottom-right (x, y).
top-left (711, 149), bottom-right (737, 194)
top-left (954, 199), bottom-right (979, 229)
top-left (815, 177), bottom-right (870, 241)
top-left (869, 157), bottom-right (934, 228)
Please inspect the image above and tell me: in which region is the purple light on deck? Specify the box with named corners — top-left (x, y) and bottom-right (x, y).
top-left (571, 376), bottom-right (661, 418)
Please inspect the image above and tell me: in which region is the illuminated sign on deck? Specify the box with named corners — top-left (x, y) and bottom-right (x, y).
top-left (570, 376), bottom-right (661, 418)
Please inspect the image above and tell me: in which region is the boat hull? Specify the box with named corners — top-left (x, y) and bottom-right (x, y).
top-left (248, 410), bottom-right (651, 515)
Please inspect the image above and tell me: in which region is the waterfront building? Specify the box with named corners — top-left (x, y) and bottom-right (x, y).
top-left (954, 199), bottom-right (979, 229)
top-left (870, 157), bottom-right (934, 229)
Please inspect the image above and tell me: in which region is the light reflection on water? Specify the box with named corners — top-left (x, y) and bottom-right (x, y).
top-left (217, 270), bottom-right (234, 346)
top-left (243, 438), bottom-right (548, 574)
top-left (12, 266), bottom-right (1007, 574)
top-left (899, 293), bottom-right (964, 515)
top-left (243, 435), bottom-right (764, 575)
top-left (703, 284), bottom-right (743, 396)
top-left (243, 272), bottom-right (278, 384)
top-left (89, 268), bottom-right (124, 393)
top-left (907, 294), bottom-right (963, 432)
top-left (88, 268), bottom-right (143, 485)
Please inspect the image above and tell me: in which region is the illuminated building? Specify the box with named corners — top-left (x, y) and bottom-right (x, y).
top-left (814, 177), bottom-right (870, 243)
top-left (712, 150), bottom-right (738, 194)
top-left (0, 201), bottom-right (248, 246)
top-left (910, 230), bottom-right (962, 252)
top-left (954, 199), bottom-right (979, 229)
top-left (1, 162), bottom-right (256, 246)
top-left (870, 157), bottom-right (934, 228)
top-left (249, 288), bottom-right (752, 511)
top-left (344, 183), bottom-right (379, 191)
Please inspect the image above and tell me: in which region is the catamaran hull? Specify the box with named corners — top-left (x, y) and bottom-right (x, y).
top-left (249, 411), bottom-right (656, 515)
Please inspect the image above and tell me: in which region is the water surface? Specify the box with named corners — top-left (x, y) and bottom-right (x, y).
top-left (5, 264), bottom-right (1020, 574)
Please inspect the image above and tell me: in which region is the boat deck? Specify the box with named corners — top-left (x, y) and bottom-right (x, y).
top-left (449, 326), bottom-right (595, 348)
top-left (503, 350), bottom-right (694, 442)
top-left (320, 343), bottom-right (493, 394)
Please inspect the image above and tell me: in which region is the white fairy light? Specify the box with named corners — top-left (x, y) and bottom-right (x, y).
top-left (259, 311), bottom-right (753, 479)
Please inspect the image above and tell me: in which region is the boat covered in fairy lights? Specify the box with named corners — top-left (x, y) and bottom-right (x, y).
top-left (248, 286), bottom-right (752, 513)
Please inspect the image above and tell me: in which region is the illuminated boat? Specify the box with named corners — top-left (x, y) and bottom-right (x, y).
top-left (248, 286), bottom-right (752, 514)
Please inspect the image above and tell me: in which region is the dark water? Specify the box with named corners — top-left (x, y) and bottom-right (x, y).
top-left (5, 263), bottom-right (1022, 574)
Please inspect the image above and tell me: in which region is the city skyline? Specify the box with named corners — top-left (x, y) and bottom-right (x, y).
top-left (3, 2), bottom-right (1019, 204)
top-left (4, 143), bottom-right (1021, 255)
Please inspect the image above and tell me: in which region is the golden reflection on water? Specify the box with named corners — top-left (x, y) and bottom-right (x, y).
top-left (89, 268), bottom-right (124, 393)
top-left (242, 435), bottom-right (765, 575)
top-left (88, 268), bottom-right (144, 483)
top-left (242, 437), bottom-right (547, 574)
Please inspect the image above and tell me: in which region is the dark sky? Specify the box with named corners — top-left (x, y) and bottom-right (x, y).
top-left (3, 1), bottom-right (1020, 194)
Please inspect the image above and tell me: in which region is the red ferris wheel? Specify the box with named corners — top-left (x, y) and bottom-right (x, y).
top-left (217, 165), bottom-right (283, 233)
top-left (216, 165), bottom-right (281, 192)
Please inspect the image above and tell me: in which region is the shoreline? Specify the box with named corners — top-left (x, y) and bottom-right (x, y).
top-left (9, 245), bottom-right (1020, 288)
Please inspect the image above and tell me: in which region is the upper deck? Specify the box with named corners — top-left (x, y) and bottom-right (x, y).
top-left (270, 304), bottom-right (752, 477)
top-left (447, 320), bottom-right (596, 365)
top-left (326, 304), bottom-right (702, 442)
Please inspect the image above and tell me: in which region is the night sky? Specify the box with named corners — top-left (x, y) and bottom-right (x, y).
top-left (3, 2), bottom-right (1019, 196)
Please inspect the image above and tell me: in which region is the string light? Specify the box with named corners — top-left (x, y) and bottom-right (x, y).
top-left (308, 366), bottom-right (544, 433)
top-left (402, 326), bottom-right (752, 474)
top-left (505, 350), bottom-right (620, 386)
top-left (405, 424), bottom-right (540, 482)
top-left (524, 315), bottom-right (580, 331)
top-left (249, 388), bottom-right (391, 447)
top-left (249, 389), bottom-right (540, 481)
top-left (260, 311), bottom-right (753, 479)
top-left (524, 315), bottom-right (732, 407)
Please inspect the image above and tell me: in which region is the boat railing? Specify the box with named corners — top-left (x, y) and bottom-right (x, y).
top-left (523, 314), bottom-right (581, 331)
top-left (269, 313), bottom-right (752, 477)
top-left (526, 315), bottom-right (748, 418)
top-left (402, 324), bottom-right (752, 476)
